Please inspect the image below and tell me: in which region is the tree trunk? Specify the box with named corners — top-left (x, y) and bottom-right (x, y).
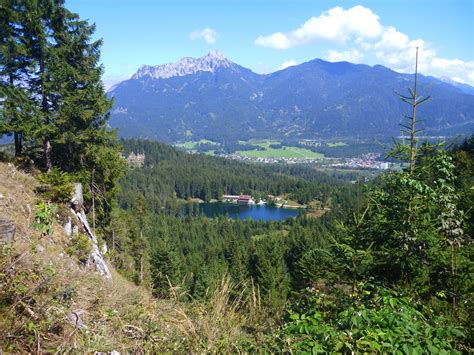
top-left (44, 138), bottom-right (52, 171)
top-left (8, 74), bottom-right (22, 157)
top-left (139, 228), bottom-right (144, 284)
top-left (14, 132), bottom-right (22, 157)
top-left (112, 228), bottom-right (115, 251)
top-left (92, 168), bottom-right (96, 236)
top-left (40, 59), bottom-right (52, 171)
top-left (408, 47), bottom-right (419, 177)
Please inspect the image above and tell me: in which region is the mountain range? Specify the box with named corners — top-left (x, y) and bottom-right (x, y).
top-left (108, 51), bottom-right (474, 143)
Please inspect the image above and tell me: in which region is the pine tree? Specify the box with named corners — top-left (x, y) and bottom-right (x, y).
top-left (253, 234), bottom-right (289, 310)
top-left (353, 50), bottom-right (468, 297)
top-left (0, 0), bottom-right (32, 156)
top-left (150, 237), bottom-right (182, 298)
top-left (19, 0), bottom-right (57, 169)
top-left (47, 4), bottom-right (114, 173)
top-left (1, 0), bottom-right (125, 230)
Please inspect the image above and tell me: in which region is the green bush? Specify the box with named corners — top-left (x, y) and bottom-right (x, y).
top-left (66, 233), bottom-right (92, 263)
top-left (282, 284), bottom-right (465, 353)
top-left (37, 168), bottom-right (74, 202)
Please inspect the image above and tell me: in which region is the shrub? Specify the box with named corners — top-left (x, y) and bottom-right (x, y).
top-left (65, 233), bottom-right (93, 263)
top-left (282, 284), bottom-right (465, 353)
top-left (37, 168), bottom-right (74, 202)
top-left (33, 202), bottom-right (57, 236)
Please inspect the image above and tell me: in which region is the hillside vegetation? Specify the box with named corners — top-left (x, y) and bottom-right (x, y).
top-left (2, 135), bottom-right (472, 352)
top-left (0, 162), bottom-right (272, 352)
top-left (120, 138), bottom-right (354, 208)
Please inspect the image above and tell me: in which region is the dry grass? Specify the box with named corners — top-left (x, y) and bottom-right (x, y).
top-left (0, 162), bottom-right (174, 352)
top-left (0, 162), bottom-right (37, 247)
top-left (166, 275), bottom-right (271, 352)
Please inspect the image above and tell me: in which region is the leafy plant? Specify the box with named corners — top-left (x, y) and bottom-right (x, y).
top-left (33, 202), bottom-right (57, 236)
top-left (282, 285), bottom-right (465, 353)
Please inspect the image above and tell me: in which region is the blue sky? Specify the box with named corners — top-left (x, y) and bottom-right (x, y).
top-left (67, 0), bottom-right (474, 88)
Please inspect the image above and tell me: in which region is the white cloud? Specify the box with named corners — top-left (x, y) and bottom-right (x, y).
top-left (255, 5), bottom-right (383, 49)
top-left (277, 59), bottom-right (297, 70)
top-left (429, 57), bottom-right (474, 85)
top-left (255, 6), bottom-right (474, 86)
top-left (255, 32), bottom-right (291, 50)
top-left (325, 49), bottom-right (363, 63)
top-left (373, 27), bottom-right (436, 73)
top-left (373, 27), bottom-right (474, 84)
top-left (190, 28), bottom-right (217, 44)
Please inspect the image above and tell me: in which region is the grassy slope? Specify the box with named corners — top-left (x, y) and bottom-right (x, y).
top-left (0, 163), bottom-right (259, 353)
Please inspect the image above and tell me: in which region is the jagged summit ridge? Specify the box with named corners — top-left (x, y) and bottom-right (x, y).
top-left (132, 50), bottom-right (233, 79)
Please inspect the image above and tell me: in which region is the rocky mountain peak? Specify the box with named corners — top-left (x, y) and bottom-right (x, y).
top-left (131, 51), bottom-right (233, 80)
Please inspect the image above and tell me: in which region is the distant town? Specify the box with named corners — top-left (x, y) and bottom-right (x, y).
top-left (215, 152), bottom-right (390, 170)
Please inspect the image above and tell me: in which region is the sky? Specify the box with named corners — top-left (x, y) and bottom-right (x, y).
top-left (66, 0), bottom-right (474, 89)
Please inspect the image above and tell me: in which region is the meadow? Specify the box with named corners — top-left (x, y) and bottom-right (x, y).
top-left (237, 140), bottom-right (324, 158)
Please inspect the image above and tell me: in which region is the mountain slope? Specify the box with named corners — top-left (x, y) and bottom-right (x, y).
top-left (0, 162), bottom-right (256, 352)
top-left (109, 52), bottom-right (474, 142)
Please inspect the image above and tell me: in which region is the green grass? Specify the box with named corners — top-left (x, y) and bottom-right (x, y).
top-left (175, 139), bottom-right (324, 159)
top-left (238, 140), bottom-right (324, 159)
top-left (175, 139), bottom-right (220, 150)
top-left (249, 140), bottom-right (281, 148)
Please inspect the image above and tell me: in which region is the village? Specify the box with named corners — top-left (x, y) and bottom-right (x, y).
top-left (216, 153), bottom-right (323, 164)
top-left (325, 153), bottom-right (390, 170)
top-left (217, 152), bottom-right (390, 170)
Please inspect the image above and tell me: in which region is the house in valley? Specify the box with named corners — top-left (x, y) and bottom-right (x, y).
top-left (237, 195), bottom-right (252, 205)
top-left (222, 194), bottom-right (255, 205)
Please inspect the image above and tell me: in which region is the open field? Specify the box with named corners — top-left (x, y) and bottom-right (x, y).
top-left (249, 140), bottom-right (281, 148)
top-left (238, 140), bottom-right (324, 158)
top-left (175, 139), bottom-right (219, 150)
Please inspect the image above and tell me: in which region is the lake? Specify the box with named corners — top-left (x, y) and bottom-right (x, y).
top-left (185, 202), bottom-right (302, 221)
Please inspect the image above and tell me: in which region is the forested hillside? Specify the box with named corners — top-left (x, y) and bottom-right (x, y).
top-left (119, 139), bottom-right (355, 209)
top-left (110, 136), bottom-right (474, 353)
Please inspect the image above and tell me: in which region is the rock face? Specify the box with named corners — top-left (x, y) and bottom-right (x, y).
top-left (0, 217), bottom-right (16, 244)
top-left (131, 50), bottom-right (233, 80)
top-left (73, 209), bottom-right (112, 279)
top-left (69, 183), bottom-right (112, 279)
top-left (70, 183), bottom-right (84, 212)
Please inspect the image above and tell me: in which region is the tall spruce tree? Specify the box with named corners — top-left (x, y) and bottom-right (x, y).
top-left (20, 0), bottom-right (56, 169)
top-left (1, 0), bottom-right (124, 229)
top-left (0, 0), bottom-right (31, 156)
top-left (150, 237), bottom-right (182, 298)
top-left (253, 234), bottom-right (290, 310)
top-left (47, 3), bottom-right (114, 172)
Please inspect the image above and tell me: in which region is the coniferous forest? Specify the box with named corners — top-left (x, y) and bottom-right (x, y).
top-left (1, 1), bottom-right (473, 353)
